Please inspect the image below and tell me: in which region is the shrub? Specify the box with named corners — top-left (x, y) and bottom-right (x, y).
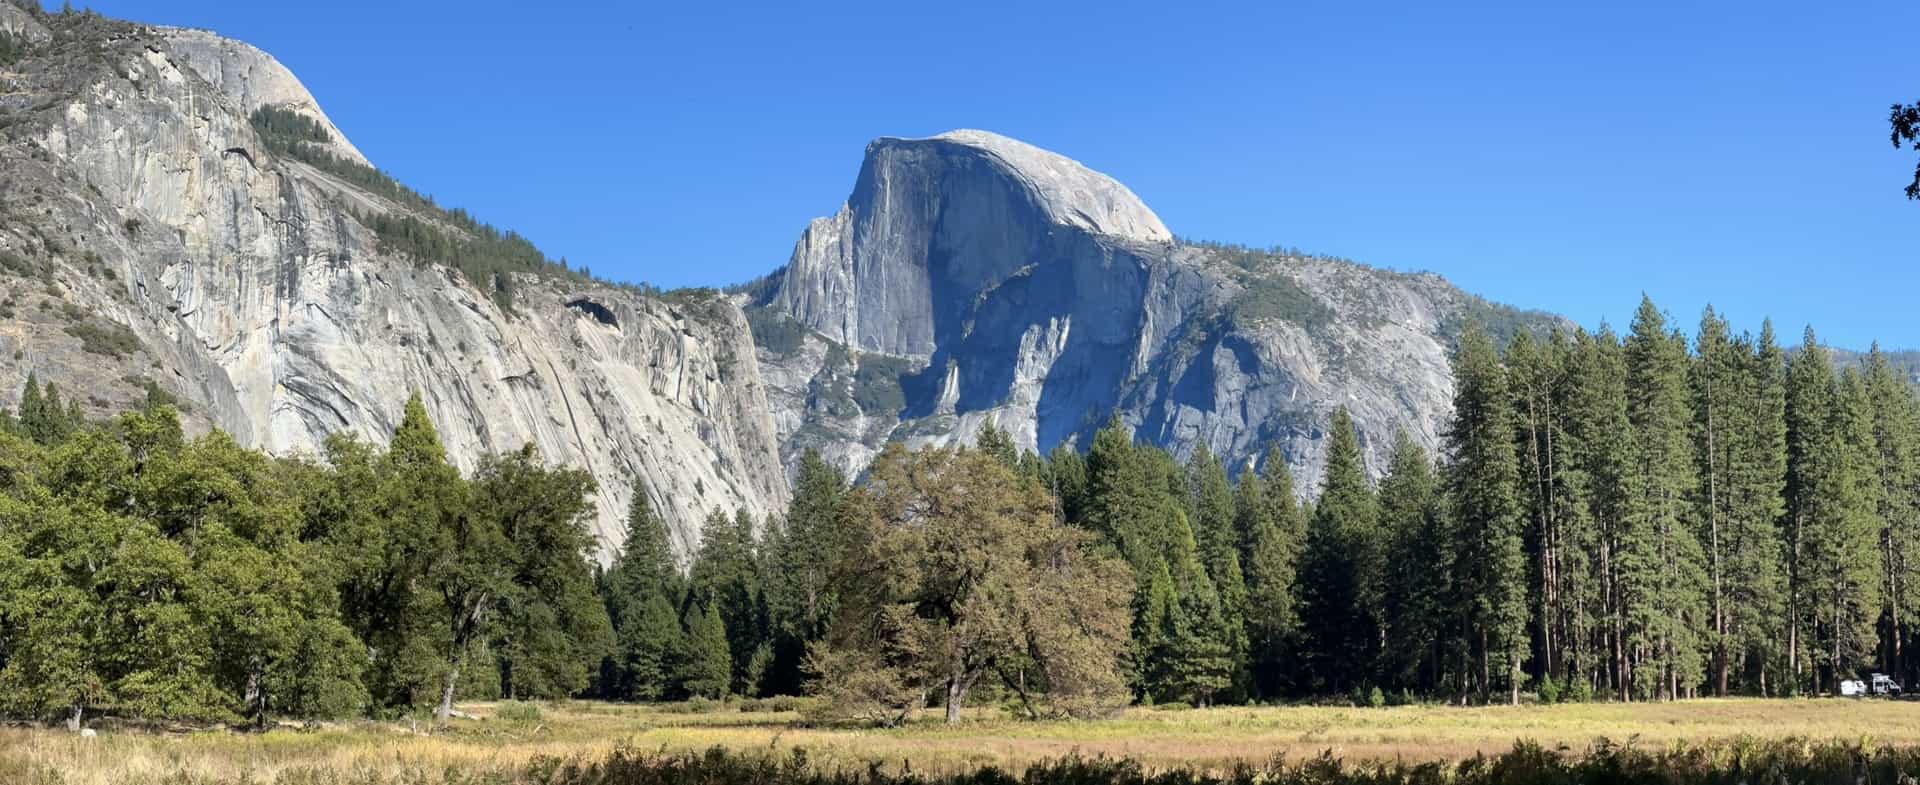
top-left (685, 696), bottom-right (728, 714)
top-left (1367, 686), bottom-right (1386, 708)
top-left (0, 31), bottom-right (23, 66)
top-left (0, 250), bottom-right (33, 277)
top-left (65, 320), bottom-right (140, 358)
top-left (738, 695), bottom-right (814, 714)
top-left (1537, 675), bottom-right (1562, 704)
top-left (1566, 675), bottom-right (1594, 703)
top-left (495, 701), bottom-right (542, 723)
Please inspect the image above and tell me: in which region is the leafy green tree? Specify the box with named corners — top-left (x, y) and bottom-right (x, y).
top-left (474, 447), bottom-right (609, 701)
top-left (99, 520), bottom-right (230, 722)
top-left (0, 556), bottom-right (106, 730)
top-left (1893, 101), bottom-right (1920, 200)
top-left (809, 444), bottom-right (1130, 724)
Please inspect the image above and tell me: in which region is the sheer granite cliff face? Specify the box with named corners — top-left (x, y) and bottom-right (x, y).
top-left (751, 131), bottom-right (1556, 490)
top-left (0, 15), bottom-right (784, 559)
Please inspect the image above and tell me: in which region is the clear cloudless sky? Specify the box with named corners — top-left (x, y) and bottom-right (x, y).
top-left (63, 0), bottom-right (1920, 348)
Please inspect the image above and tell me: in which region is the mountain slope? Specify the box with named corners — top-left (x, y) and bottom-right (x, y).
top-left (0, 9), bottom-right (785, 558)
top-left (4, 6), bottom-right (1563, 558)
top-left (746, 130), bottom-right (1560, 489)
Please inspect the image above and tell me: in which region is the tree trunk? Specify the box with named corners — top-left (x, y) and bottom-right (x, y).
top-left (1706, 387), bottom-right (1727, 697)
top-left (66, 703), bottom-right (82, 733)
top-left (1479, 629), bottom-right (1491, 705)
top-left (1510, 652), bottom-right (1521, 705)
top-left (436, 662), bottom-right (461, 726)
top-left (1789, 513), bottom-right (1803, 693)
top-left (944, 671), bottom-right (973, 724)
top-left (245, 668), bottom-right (265, 729)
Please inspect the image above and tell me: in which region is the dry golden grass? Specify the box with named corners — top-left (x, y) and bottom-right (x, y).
top-left (5, 698), bottom-right (1920, 784)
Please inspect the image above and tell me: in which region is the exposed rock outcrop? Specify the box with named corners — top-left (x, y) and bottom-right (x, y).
top-left (0, 13), bottom-right (784, 559)
top-left (1, 9), bottom-right (1561, 563)
top-left (0, 3), bottom-right (49, 44)
top-left (751, 130), bottom-right (1559, 490)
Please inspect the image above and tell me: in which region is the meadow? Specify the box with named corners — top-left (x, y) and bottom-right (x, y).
top-left (6, 698), bottom-right (1920, 784)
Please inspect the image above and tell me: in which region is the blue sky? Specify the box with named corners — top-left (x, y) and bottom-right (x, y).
top-left (72, 0), bottom-right (1920, 348)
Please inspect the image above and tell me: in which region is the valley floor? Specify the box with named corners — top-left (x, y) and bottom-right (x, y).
top-left (5, 698), bottom-right (1920, 784)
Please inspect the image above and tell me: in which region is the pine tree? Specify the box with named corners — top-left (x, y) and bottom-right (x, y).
top-left (674, 602), bottom-right (731, 699)
top-left (17, 373), bottom-right (45, 443)
top-left (603, 486), bottom-right (682, 700)
top-left (1235, 461), bottom-right (1299, 698)
top-left (1561, 325), bottom-right (1641, 700)
top-left (1150, 511), bottom-right (1235, 706)
top-left (1133, 560), bottom-right (1178, 699)
top-left (1794, 361), bottom-right (1882, 693)
top-left (1187, 445), bottom-right (1238, 571)
top-left (1087, 417), bottom-right (1173, 573)
top-left (1296, 407), bottom-right (1381, 692)
top-left (1446, 323), bottom-right (1529, 704)
top-left (765, 450), bottom-right (851, 696)
top-left (1691, 307), bottom-right (1744, 695)
top-left (1722, 321), bottom-right (1789, 694)
top-left (618, 593), bottom-right (679, 701)
top-left (1621, 298), bottom-right (1710, 700)
top-left (1046, 444), bottom-right (1089, 526)
top-left (687, 508), bottom-right (761, 696)
top-left (1262, 445), bottom-right (1309, 599)
top-left (1379, 430), bottom-right (1449, 693)
top-left (1185, 445), bottom-right (1248, 695)
top-left (1863, 345), bottom-right (1920, 686)
top-left (975, 421), bottom-right (1020, 468)
top-left (355, 392), bottom-right (466, 713)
